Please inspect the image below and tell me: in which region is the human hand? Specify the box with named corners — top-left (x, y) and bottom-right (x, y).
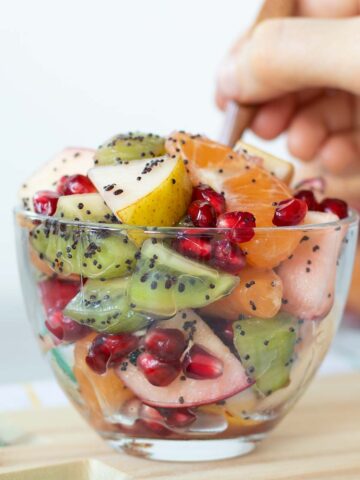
top-left (216, 0), bottom-right (360, 177)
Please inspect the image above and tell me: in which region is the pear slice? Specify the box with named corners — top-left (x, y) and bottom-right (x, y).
top-left (88, 155), bottom-right (192, 227)
top-left (234, 141), bottom-right (294, 184)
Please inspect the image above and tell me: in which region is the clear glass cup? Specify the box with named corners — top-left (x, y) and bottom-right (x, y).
top-left (14, 208), bottom-right (359, 462)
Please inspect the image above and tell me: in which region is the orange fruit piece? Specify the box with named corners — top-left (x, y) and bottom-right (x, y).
top-left (200, 267), bottom-right (283, 321)
top-left (73, 333), bottom-right (134, 420)
top-left (166, 132), bottom-right (301, 268)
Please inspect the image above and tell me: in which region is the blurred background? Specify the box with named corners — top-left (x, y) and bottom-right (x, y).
top-left (0, 0), bottom-right (359, 386)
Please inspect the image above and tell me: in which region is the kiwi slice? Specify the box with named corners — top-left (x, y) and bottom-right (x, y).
top-left (64, 278), bottom-right (150, 333)
top-left (129, 240), bottom-right (238, 317)
top-left (233, 314), bottom-right (297, 396)
top-left (95, 132), bottom-right (166, 166)
top-left (30, 222), bottom-right (138, 279)
top-left (55, 193), bottom-right (119, 224)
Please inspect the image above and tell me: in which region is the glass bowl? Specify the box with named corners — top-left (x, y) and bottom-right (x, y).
top-left (14, 208), bottom-right (359, 462)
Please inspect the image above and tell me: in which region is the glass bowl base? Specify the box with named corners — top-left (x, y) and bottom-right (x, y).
top-left (107, 435), bottom-right (264, 462)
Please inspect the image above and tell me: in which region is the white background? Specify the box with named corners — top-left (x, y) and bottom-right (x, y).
top-left (1, 0), bottom-right (274, 382)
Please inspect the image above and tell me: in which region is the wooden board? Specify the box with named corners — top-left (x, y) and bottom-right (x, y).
top-left (1, 374), bottom-right (360, 479)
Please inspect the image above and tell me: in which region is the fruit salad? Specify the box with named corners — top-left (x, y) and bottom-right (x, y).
top-left (16, 131), bottom-right (358, 461)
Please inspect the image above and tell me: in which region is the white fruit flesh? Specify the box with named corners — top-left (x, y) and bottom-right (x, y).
top-left (235, 141), bottom-right (294, 184)
top-left (19, 148), bottom-right (95, 211)
top-left (116, 310), bottom-right (251, 408)
top-left (88, 156), bottom-right (178, 213)
top-left (277, 211), bottom-right (345, 320)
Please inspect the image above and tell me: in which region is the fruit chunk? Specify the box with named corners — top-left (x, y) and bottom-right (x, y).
top-left (210, 239), bottom-right (246, 274)
top-left (182, 344), bottom-right (224, 380)
top-left (201, 267), bottom-right (283, 321)
top-left (216, 211), bottom-right (256, 243)
top-left (188, 200), bottom-right (217, 227)
top-left (39, 277), bottom-right (80, 314)
top-left (45, 310), bottom-right (89, 342)
top-left (166, 132), bottom-right (300, 268)
top-left (33, 190), bottom-right (59, 216)
top-left (18, 148), bottom-right (95, 211)
top-left (233, 314), bottom-right (297, 396)
top-left (64, 278), bottom-right (150, 333)
top-left (273, 198), bottom-right (308, 226)
top-left (277, 211), bottom-right (345, 320)
top-left (234, 141), bottom-right (294, 184)
top-left (55, 193), bottom-right (118, 223)
top-left (88, 155), bottom-right (192, 227)
top-left (129, 240), bottom-right (238, 317)
top-left (30, 223), bottom-right (137, 279)
top-left (74, 333), bottom-right (134, 420)
top-left (137, 352), bottom-right (181, 387)
top-left (320, 198), bottom-right (348, 219)
top-left (117, 310), bottom-right (251, 407)
top-left (144, 328), bottom-right (186, 363)
top-left (95, 132), bottom-right (166, 166)
top-left (59, 174), bottom-right (96, 195)
top-left (192, 185), bottom-right (226, 215)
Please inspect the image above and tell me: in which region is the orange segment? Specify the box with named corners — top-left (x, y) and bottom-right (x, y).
top-left (74, 333), bottom-right (134, 420)
top-left (200, 267), bottom-right (283, 320)
top-left (166, 132), bottom-right (301, 268)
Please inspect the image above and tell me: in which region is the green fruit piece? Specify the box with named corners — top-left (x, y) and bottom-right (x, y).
top-left (233, 314), bottom-right (297, 396)
top-left (30, 222), bottom-right (138, 279)
top-left (55, 193), bottom-right (119, 224)
top-left (95, 132), bottom-right (166, 166)
top-left (64, 278), bottom-right (150, 333)
top-left (129, 240), bottom-right (238, 316)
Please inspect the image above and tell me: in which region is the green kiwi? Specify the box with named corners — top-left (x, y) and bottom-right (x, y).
top-left (30, 222), bottom-right (138, 279)
top-left (129, 240), bottom-right (238, 317)
top-left (233, 314), bottom-right (298, 396)
top-left (55, 193), bottom-right (119, 223)
top-left (95, 132), bottom-right (166, 166)
top-left (64, 278), bottom-right (150, 333)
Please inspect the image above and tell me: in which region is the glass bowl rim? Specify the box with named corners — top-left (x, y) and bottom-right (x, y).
top-left (14, 206), bottom-right (359, 234)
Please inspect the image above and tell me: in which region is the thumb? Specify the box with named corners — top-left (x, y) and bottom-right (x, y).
top-left (217, 17), bottom-right (360, 105)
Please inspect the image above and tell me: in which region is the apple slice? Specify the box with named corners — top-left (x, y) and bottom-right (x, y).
top-left (19, 148), bottom-right (95, 211)
top-left (277, 211), bottom-right (345, 320)
top-left (116, 310), bottom-right (252, 408)
top-left (88, 155), bottom-right (192, 227)
top-left (234, 141), bottom-right (294, 184)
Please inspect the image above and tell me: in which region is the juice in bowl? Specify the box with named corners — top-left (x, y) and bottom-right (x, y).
top-left (15, 132), bottom-right (359, 461)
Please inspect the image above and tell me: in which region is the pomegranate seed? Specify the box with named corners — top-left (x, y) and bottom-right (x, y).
top-left (192, 185), bottom-right (226, 215)
top-left (208, 318), bottom-right (234, 345)
top-left (57, 175), bottom-right (70, 195)
top-left (45, 310), bottom-right (89, 342)
top-left (161, 408), bottom-right (196, 428)
top-left (320, 198), bottom-right (348, 219)
top-left (86, 333), bottom-right (139, 375)
top-left (210, 239), bottom-right (246, 274)
top-left (137, 352), bottom-right (180, 386)
top-left (294, 190), bottom-right (319, 211)
top-left (217, 211), bottom-right (256, 243)
top-left (39, 278), bottom-right (80, 314)
top-left (183, 344), bottom-right (223, 380)
top-left (33, 190), bottom-right (59, 216)
top-left (145, 328), bottom-right (187, 363)
top-left (273, 198), bottom-right (308, 227)
top-left (140, 404), bottom-right (170, 435)
top-left (188, 200), bottom-right (217, 228)
top-left (61, 174), bottom-right (96, 195)
top-left (174, 235), bottom-right (212, 261)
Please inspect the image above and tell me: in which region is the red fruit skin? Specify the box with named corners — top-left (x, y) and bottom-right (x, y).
top-left (273, 198), bottom-right (308, 227)
top-left (45, 310), bottom-right (89, 342)
top-left (210, 239), bottom-right (246, 274)
top-left (33, 190), bottom-right (60, 216)
top-left (61, 174), bottom-right (96, 195)
top-left (320, 198), bottom-right (348, 219)
top-left (183, 344), bottom-right (224, 380)
top-left (39, 278), bottom-right (80, 314)
top-left (86, 334), bottom-right (139, 375)
top-left (173, 236), bottom-right (212, 261)
top-left (217, 211), bottom-right (256, 243)
top-left (188, 200), bottom-right (217, 228)
top-left (137, 352), bottom-right (180, 387)
top-left (145, 328), bottom-right (186, 363)
top-left (294, 190), bottom-right (319, 211)
top-left (56, 175), bottom-right (70, 195)
top-left (192, 185), bottom-right (226, 215)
